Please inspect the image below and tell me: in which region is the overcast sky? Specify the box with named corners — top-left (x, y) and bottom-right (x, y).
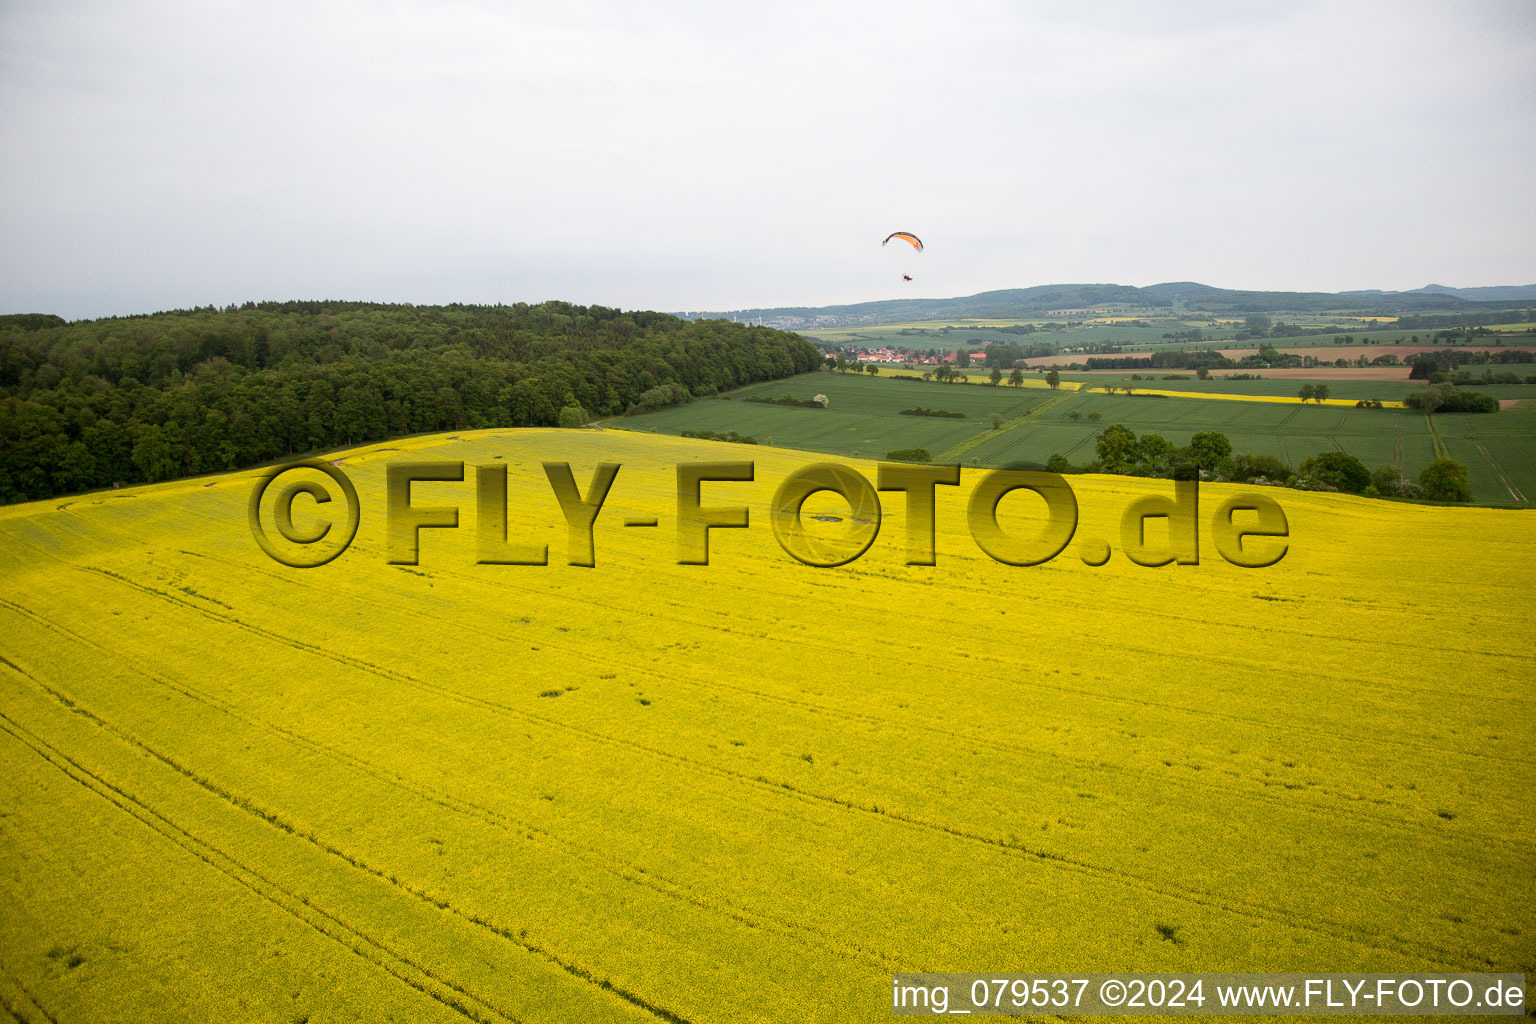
top-left (2, 0), bottom-right (1533, 320)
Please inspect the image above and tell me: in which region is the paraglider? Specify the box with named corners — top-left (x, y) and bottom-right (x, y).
top-left (883, 231), bottom-right (923, 283)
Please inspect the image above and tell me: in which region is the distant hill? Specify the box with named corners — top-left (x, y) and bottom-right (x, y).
top-left (684, 281), bottom-right (1535, 326)
top-left (1407, 284), bottom-right (1536, 302)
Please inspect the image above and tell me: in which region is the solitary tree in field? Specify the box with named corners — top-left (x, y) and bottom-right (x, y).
top-left (990, 367), bottom-right (1002, 386)
top-left (1009, 368), bottom-right (1023, 387)
top-left (1312, 384), bottom-right (1330, 403)
top-left (1419, 459), bottom-right (1471, 501)
top-left (1298, 384), bottom-right (1316, 403)
top-left (989, 413), bottom-right (1003, 430)
top-left (867, 365), bottom-right (879, 376)
top-left (1046, 369), bottom-right (1060, 390)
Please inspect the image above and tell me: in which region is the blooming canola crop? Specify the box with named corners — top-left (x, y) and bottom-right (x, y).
top-left (1, 428), bottom-right (1531, 1023)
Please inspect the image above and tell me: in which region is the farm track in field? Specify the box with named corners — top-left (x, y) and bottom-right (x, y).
top-left (1477, 442), bottom-right (1528, 502)
top-left (1426, 415), bottom-right (1450, 460)
top-left (1458, 415), bottom-right (1529, 503)
top-left (1392, 419), bottom-right (1404, 482)
top-left (936, 389), bottom-right (1078, 463)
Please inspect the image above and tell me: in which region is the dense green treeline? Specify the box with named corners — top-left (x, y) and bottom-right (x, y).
top-left (0, 301), bottom-right (820, 502)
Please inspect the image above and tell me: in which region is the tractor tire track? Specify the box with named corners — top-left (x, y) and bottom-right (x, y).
top-left (0, 696), bottom-right (696, 1024)
top-left (51, 520), bottom-right (1536, 762)
top-left (0, 616), bottom-right (902, 972)
top-left (6, 535), bottom-right (1524, 966)
top-left (6, 574), bottom-right (1521, 874)
top-left (1459, 416), bottom-right (1528, 503)
top-left (13, 524), bottom-right (1536, 789)
top-left (937, 390), bottom-right (1076, 463)
top-left (1392, 418), bottom-right (1404, 486)
top-left (1475, 441), bottom-right (1527, 503)
top-left (0, 959), bottom-right (60, 1024)
top-left (1426, 415), bottom-right (1450, 460)
top-left (16, 524), bottom-right (1536, 842)
top-left (0, 714), bottom-right (515, 1024)
top-left (0, 584), bottom-right (1484, 972)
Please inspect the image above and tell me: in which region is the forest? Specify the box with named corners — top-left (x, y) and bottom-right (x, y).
top-left (0, 301), bottom-right (821, 503)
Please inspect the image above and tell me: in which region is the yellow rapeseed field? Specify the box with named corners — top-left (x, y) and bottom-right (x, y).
top-left (1, 429), bottom-right (1532, 1022)
top-left (1091, 387), bottom-right (1408, 409)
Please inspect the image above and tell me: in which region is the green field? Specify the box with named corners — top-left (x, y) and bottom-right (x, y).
top-left (1438, 399), bottom-right (1536, 504)
top-left (965, 392), bottom-right (1428, 475)
top-left (614, 373), bottom-right (1058, 460)
top-left (615, 373), bottom-right (1536, 506)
